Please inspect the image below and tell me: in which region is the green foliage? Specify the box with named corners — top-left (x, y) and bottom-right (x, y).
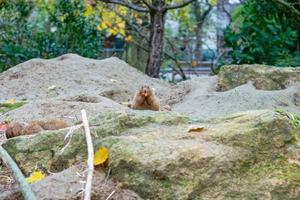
top-left (0, 101), bottom-right (26, 113)
top-left (290, 114), bottom-right (300, 129)
top-left (0, 0), bottom-right (103, 72)
top-left (224, 0), bottom-right (300, 67)
top-left (276, 109), bottom-right (300, 129)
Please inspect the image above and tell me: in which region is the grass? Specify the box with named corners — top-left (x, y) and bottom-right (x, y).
top-left (0, 101), bottom-right (26, 114)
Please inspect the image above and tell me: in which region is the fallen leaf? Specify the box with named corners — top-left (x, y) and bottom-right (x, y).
top-left (187, 125), bottom-right (205, 133)
top-left (48, 85), bottom-right (57, 91)
top-left (5, 99), bottom-right (16, 105)
top-left (110, 79), bottom-right (118, 83)
top-left (26, 170), bottom-right (45, 183)
top-left (0, 122), bottom-right (8, 132)
top-left (94, 147), bottom-right (109, 166)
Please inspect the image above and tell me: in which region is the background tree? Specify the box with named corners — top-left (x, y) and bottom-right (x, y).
top-left (0, 0), bottom-right (103, 72)
top-left (100, 0), bottom-right (196, 78)
top-left (223, 0), bottom-right (300, 67)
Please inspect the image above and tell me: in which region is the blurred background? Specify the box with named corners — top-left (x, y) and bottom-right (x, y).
top-left (0, 0), bottom-right (299, 81)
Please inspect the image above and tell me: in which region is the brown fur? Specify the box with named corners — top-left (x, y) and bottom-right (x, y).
top-left (131, 85), bottom-right (160, 111)
top-left (6, 119), bottom-right (68, 139)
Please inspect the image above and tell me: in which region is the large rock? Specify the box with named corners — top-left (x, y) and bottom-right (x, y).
top-left (217, 64), bottom-right (300, 91)
top-left (3, 110), bottom-right (300, 199)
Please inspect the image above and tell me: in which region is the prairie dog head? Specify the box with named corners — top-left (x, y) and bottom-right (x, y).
top-left (139, 85), bottom-right (153, 97)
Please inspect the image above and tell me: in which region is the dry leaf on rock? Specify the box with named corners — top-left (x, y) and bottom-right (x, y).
top-left (187, 125), bottom-right (205, 133)
top-left (110, 79), bottom-right (118, 83)
top-left (0, 122), bottom-right (8, 132)
top-left (26, 170), bottom-right (45, 183)
top-left (94, 147), bottom-right (109, 166)
top-left (48, 85), bottom-right (57, 91)
top-left (5, 99), bottom-right (16, 105)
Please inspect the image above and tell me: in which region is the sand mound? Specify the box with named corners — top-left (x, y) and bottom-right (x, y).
top-left (173, 76), bottom-right (300, 120)
top-left (1, 54), bottom-right (299, 123)
top-left (0, 54), bottom-right (172, 103)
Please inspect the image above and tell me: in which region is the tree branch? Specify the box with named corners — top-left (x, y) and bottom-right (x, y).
top-left (273, 0), bottom-right (300, 19)
top-left (81, 110), bottom-right (94, 200)
top-left (141, 0), bottom-right (157, 10)
top-left (0, 146), bottom-right (36, 200)
top-left (99, 0), bottom-right (149, 12)
top-left (165, 0), bottom-right (196, 10)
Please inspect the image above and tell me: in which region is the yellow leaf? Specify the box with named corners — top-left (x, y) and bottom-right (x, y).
top-left (5, 99), bottom-right (16, 104)
top-left (109, 29), bottom-right (118, 36)
top-left (60, 15), bottom-right (65, 22)
top-left (119, 29), bottom-right (126, 36)
top-left (117, 21), bottom-right (125, 29)
top-left (26, 171), bottom-right (45, 183)
top-left (100, 22), bottom-right (108, 29)
top-left (94, 147), bottom-right (109, 166)
top-left (187, 125), bottom-right (205, 133)
top-left (208, 0), bottom-right (218, 6)
top-left (191, 61), bottom-right (198, 67)
top-left (84, 4), bottom-right (94, 17)
top-left (125, 35), bottom-right (132, 42)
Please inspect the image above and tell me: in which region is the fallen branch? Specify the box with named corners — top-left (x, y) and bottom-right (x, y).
top-left (81, 109), bottom-right (94, 200)
top-left (59, 124), bottom-right (84, 155)
top-left (273, 0), bottom-right (300, 19)
top-left (105, 190), bottom-right (116, 200)
top-left (0, 145), bottom-right (36, 200)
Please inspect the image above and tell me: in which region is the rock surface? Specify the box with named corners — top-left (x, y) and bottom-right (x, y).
top-left (217, 64), bottom-right (300, 91)
top-left (1, 55), bottom-right (300, 200)
top-left (3, 110), bottom-right (300, 199)
top-left (0, 164), bottom-right (143, 200)
top-left (173, 77), bottom-right (300, 120)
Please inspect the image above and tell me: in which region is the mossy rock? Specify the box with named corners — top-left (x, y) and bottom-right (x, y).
top-left (3, 110), bottom-right (300, 199)
top-left (217, 65), bottom-right (300, 91)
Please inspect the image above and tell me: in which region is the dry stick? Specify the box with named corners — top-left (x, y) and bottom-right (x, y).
top-left (0, 145), bottom-right (36, 200)
top-left (81, 109), bottom-right (94, 200)
top-left (105, 190), bottom-right (116, 200)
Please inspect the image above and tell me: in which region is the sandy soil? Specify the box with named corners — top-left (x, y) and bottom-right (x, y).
top-left (173, 76), bottom-right (300, 120)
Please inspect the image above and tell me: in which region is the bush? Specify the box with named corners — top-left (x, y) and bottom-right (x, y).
top-left (0, 0), bottom-right (103, 72)
top-left (224, 0), bottom-right (300, 67)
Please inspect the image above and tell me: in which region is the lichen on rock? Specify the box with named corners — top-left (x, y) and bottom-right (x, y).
top-left (217, 64), bottom-right (300, 91)
top-left (3, 110), bottom-right (300, 199)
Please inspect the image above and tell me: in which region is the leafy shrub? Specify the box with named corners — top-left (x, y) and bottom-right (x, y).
top-left (224, 0), bottom-right (300, 67)
top-left (0, 0), bottom-right (103, 72)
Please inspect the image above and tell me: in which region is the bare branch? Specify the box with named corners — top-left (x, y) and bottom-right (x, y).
top-left (99, 0), bottom-right (149, 12)
top-left (81, 109), bottom-right (94, 200)
top-left (165, 0), bottom-right (196, 10)
top-left (0, 146), bottom-right (36, 200)
top-left (141, 0), bottom-right (157, 10)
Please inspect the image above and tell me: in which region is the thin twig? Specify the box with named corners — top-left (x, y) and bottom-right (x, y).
top-left (104, 167), bottom-right (111, 184)
top-left (0, 146), bottom-right (36, 200)
top-left (81, 109), bottom-right (94, 200)
top-left (105, 190), bottom-right (116, 200)
top-left (59, 124), bottom-right (84, 155)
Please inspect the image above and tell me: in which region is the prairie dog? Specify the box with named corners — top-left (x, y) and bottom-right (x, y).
top-left (6, 119), bottom-right (68, 139)
top-left (131, 85), bottom-right (160, 111)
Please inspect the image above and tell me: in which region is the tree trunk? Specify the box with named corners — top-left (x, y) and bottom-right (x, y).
top-left (193, 1), bottom-right (203, 62)
top-left (145, 10), bottom-right (166, 78)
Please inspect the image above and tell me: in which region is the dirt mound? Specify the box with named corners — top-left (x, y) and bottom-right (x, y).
top-left (0, 54), bottom-right (172, 103)
top-left (0, 54), bottom-right (190, 123)
top-left (173, 76), bottom-right (300, 120)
